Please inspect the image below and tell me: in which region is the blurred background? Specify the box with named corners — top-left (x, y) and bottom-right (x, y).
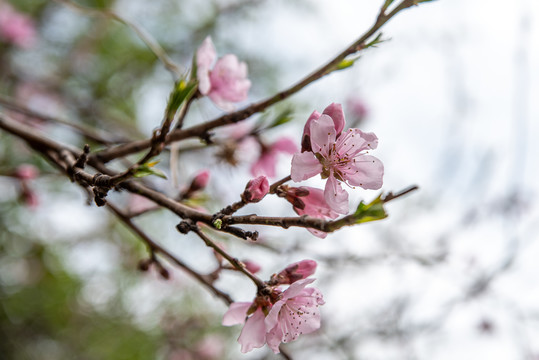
top-left (1, 0), bottom-right (538, 359)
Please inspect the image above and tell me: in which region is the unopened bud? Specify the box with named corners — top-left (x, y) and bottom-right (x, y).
top-left (243, 260), bottom-right (261, 274)
top-left (275, 259), bottom-right (317, 285)
top-left (189, 170), bottom-right (210, 192)
top-left (159, 267), bottom-right (170, 280)
top-left (138, 258), bottom-right (152, 272)
top-left (243, 175), bottom-right (269, 203)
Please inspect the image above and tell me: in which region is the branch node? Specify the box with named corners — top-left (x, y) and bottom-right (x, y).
top-left (74, 144), bottom-right (91, 169)
top-left (176, 219), bottom-right (195, 234)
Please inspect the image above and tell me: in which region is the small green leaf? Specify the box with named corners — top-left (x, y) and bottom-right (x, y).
top-left (167, 79), bottom-right (198, 115)
top-left (336, 58), bottom-right (357, 71)
top-left (268, 108), bottom-right (294, 128)
top-left (133, 161), bottom-right (167, 179)
top-left (213, 219), bottom-right (222, 230)
top-left (365, 33), bottom-right (385, 49)
top-left (353, 195), bottom-right (388, 224)
top-left (189, 52), bottom-right (198, 82)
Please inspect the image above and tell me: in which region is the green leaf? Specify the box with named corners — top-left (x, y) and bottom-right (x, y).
top-left (364, 33), bottom-right (385, 49)
top-left (268, 108), bottom-right (294, 128)
top-left (167, 79), bottom-right (198, 115)
top-left (336, 58), bottom-right (357, 71)
top-left (353, 195), bottom-right (388, 224)
top-left (133, 161), bottom-right (167, 179)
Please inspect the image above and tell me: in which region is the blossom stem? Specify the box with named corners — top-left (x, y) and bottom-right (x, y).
top-left (269, 175), bottom-right (292, 194)
top-left (106, 202), bottom-right (233, 304)
top-left (192, 227), bottom-right (267, 289)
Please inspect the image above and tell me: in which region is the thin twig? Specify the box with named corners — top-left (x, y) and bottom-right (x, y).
top-left (106, 202), bottom-right (233, 304)
top-left (192, 226), bottom-right (267, 289)
top-left (0, 95), bottom-right (121, 144)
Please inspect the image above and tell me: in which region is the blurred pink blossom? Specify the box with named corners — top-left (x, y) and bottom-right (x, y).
top-left (291, 103), bottom-right (384, 214)
top-left (14, 164), bottom-right (39, 180)
top-left (0, 3), bottom-right (36, 48)
top-left (251, 137), bottom-right (297, 178)
top-left (346, 96), bottom-right (369, 123)
top-left (21, 187), bottom-right (38, 208)
top-left (243, 175), bottom-right (269, 202)
top-left (196, 36), bottom-right (251, 111)
top-left (128, 194), bottom-right (156, 214)
top-left (265, 278), bottom-right (325, 353)
top-left (195, 335), bottom-right (226, 359)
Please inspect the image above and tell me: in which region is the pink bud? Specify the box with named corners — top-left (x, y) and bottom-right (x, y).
top-left (243, 260), bottom-right (261, 274)
top-left (190, 170), bottom-right (210, 192)
top-left (276, 260), bottom-right (317, 284)
top-left (0, 4), bottom-right (36, 49)
top-left (243, 176), bottom-right (269, 202)
top-left (14, 164), bottom-right (39, 180)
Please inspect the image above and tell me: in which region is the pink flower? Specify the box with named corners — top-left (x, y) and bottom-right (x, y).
top-left (243, 175), bottom-right (269, 202)
top-left (265, 278), bottom-right (325, 353)
top-left (291, 103), bottom-right (384, 214)
top-left (0, 3), bottom-right (36, 48)
top-left (222, 302), bottom-right (267, 353)
top-left (14, 164), bottom-right (39, 180)
top-left (196, 36), bottom-right (251, 111)
top-left (284, 186), bottom-right (339, 238)
top-left (346, 96), bottom-right (369, 123)
top-left (223, 260), bottom-right (324, 353)
top-left (195, 335), bottom-right (225, 360)
top-left (251, 137), bottom-right (297, 178)
top-left (274, 260), bottom-right (317, 285)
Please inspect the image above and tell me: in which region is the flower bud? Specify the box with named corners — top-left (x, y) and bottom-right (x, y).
top-left (275, 259), bottom-right (317, 285)
top-left (243, 260), bottom-right (261, 274)
top-left (243, 175), bottom-right (269, 203)
top-left (190, 170), bottom-right (210, 192)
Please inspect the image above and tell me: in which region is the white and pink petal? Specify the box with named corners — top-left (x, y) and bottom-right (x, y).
top-left (291, 152), bottom-right (322, 182)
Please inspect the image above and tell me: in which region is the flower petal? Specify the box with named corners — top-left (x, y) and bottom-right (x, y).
top-left (272, 137), bottom-right (298, 154)
top-left (222, 302), bottom-right (252, 326)
top-left (209, 54), bottom-right (251, 102)
top-left (322, 103), bottom-right (345, 135)
top-left (291, 152), bottom-right (322, 182)
top-left (251, 152), bottom-right (278, 178)
top-left (306, 228), bottom-right (328, 238)
top-left (309, 114), bottom-right (336, 156)
top-left (196, 36), bottom-right (216, 95)
top-left (302, 110), bottom-right (321, 139)
top-left (324, 176), bottom-right (349, 214)
top-left (238, 308), bottom-right (267, 353)
top-left (345, 154), bottom-right (384, 190)
top-left (281, 278), bottom-right (316, 299)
